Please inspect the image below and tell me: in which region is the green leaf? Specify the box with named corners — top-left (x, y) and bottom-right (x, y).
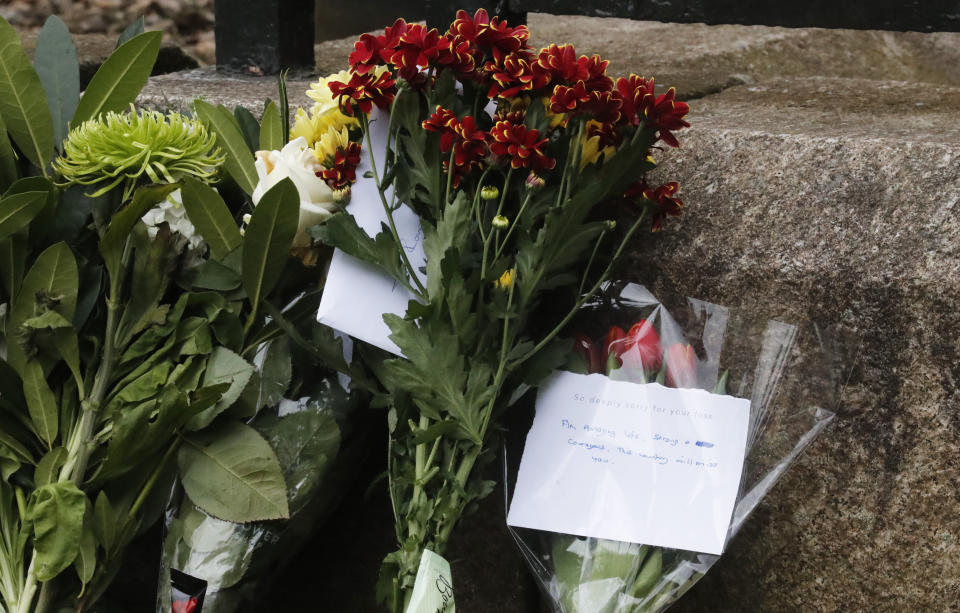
top-left (259, 100), bottom-right (283, 151)
top-left (0, 231), bottom-right (25, 297)
top-left (35, 16), bottom-right (79, 147)
top-left (187, 347), bottom-right (254, 430)
top-left (19, 309), bottom-right (84, 393)
top-left (191, 259), bottom-right (241, 291)
top-left (178, 421), bottom-right (290, 522)
top-left (0, 113), bottom-right (18, 192)
top-left (99, 183), bottom-right (178, 283)
top-left (422, 191), bottom-right (471, 301)
top-left (74, 523), bottom-right (97, 587)
top-left (234, 105), bottom-right (260, 153)
top-left (33, 446), bottom-right (67, 487)
top-left (72, 31), bottom-right (162, 124)
top-left (0, 190), bottom-right (48, 242)
top-left (180, 177), bottom-right (242, 260)
top-left (22, 361), bottom-right (58, 447)
top-left (193, 100), bottom-right (258, 195)
top-left (116, 17), bottom-right (145, 48)
top-left (29, 481), bottom-right (86, 581)
top-left (0, 16), bottom-right (54, 170)
top-left (241, 177), bottom-right (298, 316)
top-left (234, 337), bottom-right (291, 416)
top-left (93, 491), bottom-right (116, 553)
top-left (311, 214), bottom-right (411, 292)
top-left (7, 242), bottom-right (78, 373)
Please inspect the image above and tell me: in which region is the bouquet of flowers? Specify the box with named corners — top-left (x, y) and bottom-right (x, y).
top-left (311, 9), bottom-right (691, 610)
top-left (505, 282), bottom-right (849, 612)
top-left (156, 73), bottom-right (375, 613)
top-left (0, 16), bottom-right (366, 613)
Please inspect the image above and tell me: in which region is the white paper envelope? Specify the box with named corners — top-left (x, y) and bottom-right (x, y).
top-left (316, 109), bottom-right (424, 355)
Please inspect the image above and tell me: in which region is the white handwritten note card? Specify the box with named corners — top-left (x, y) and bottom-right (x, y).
top-left (316, 109), bottom-right (424, 355)
top-left (507, 372), bottom-right (750, 555)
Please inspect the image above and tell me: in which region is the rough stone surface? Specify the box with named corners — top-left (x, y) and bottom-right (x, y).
top-left (133, 13), bottom-right (960, 612)
top-left (638, 78), bottom-right (960, 612)
top-left (19, 31), bottom-right (198, 88)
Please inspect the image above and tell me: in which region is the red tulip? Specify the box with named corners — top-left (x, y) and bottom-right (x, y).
top-left (665, 343), bottom-right (698, 388)
top-left (602, 325), bottom-right (627, 373)
top-left (573, 333), bottom-right (603, 374)
top-left (610, 319), bottom-right (662, 374)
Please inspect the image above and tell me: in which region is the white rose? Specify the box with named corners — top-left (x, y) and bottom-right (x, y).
top-left (252, 136), bottom-right (337, 248)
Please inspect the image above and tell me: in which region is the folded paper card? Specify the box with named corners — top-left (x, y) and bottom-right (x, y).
top-left (316, 109), bottom-right (424, 355)
top-left (507, 372), bottom-right (750, 555)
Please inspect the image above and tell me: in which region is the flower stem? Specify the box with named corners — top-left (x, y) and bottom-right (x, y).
top-left (361, 113), bottom-right (427, 296)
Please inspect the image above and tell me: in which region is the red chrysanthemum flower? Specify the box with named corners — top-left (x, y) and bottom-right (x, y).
top-left (328, 70), bottom-right (396, 116)
top-left (435, 33), bottom-right (478, 76)
top-left (577, 54), bottom-right (613, 92)
top-left (450, 9), bottom-right (530, 55)
top-left (320, 142), bottom-right (363, 190)
top-left (388, 23), bottom-right (445, 81)
top-left (581, 90), bottom-right (623, 124)
top-left (489, 120), bottom-right (555, 171)
top-left (536, 44), bottom-right (583, 85)
top-left (549, 82), bottom-right (591, 114)
top-left (644, 87), bottom-right (690, 148)
top-left (615, 75), bottom-right (690, 147)
top-left (624, 180), bottom-right (683, 231)
top-left (484, 50), bottom-right (548, 99)
top-left (422, 107), bottom-right (487, 187)
top-left (349, 18), bottom-right (409, 74)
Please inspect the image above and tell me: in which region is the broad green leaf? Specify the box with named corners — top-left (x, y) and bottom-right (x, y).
top-left (0, 17), bottom-right (54, 170)
top-left (0, 231), bottom-right (25, 297)
top-left (74, 524), bottom-right (97, 587)
top-left (35, 16), bottom-right (79, 147)
top-left (259, 100), bottom-right (283, 151)
top-left (29, 481), bottom-right (86, 581)
top-left (22, 361), bottom-right (58, 447)
top-left (99, 183), bottom-right (178, 283)
top-left (72, 31), bottom-right (162, 124)
top-left (0, 190), bottom-right (48, 242)
top-left (93, 491), bottom-right (116, 553)
top-left (187, 347), bottom-right (254, 431)
top-left (234, 337), bottom-right (291, 416)
top-left (116, 17), bottom-right (145, 48)
top-left (115, 225), bottom-right (173, 349)
top-left (7, 242), bottom-right (78, 373)
top-left (191, 259), bottom-right (241, 291)
top-left (180, 177), bottom-right (242, 260)
top-left (0, 113), bottom-right (17, 192)
top-left (234, 105), bottom-right (260, 153)
top-left (33, 446), bottom-right (67, 487)
top-left (178, 421), bottom-right (290, 522)
top-left (241, 178), bottom-right (298, 317)
top-left (19, 309), bottom-right (83, 393)
top-left (194, 101), bottom-right (258, 195)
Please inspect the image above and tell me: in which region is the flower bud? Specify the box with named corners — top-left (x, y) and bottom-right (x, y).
top-left (605, 220), bottom-right (617, 231)
top-left (525, 172), bottom-right (545, 191)
top-left (242, 213), bottom-right (252, 225)
top-left (495, 268), bottom-right (516, 290)
top-left (333, 186), bottom-right (352, 204)
top-left (481, 185), bottom-right (499, 200)
top-left (492, 215), bottom-right (509, 230)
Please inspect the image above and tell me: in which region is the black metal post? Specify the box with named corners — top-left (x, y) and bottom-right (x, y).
top-left (215, 0), bottom-right (315, 75)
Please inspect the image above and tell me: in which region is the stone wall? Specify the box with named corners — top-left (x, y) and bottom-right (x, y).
top-left (135, 13), bottom-right (960, 611)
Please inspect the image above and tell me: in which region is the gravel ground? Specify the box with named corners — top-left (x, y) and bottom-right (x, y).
top-left (0, 0), bottom-right (215, 64)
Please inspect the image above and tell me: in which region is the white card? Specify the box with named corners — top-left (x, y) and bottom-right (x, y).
top-left (507, 372), bottom-right (750, 555)
top-left (316, 109), bottom-right (425, 355)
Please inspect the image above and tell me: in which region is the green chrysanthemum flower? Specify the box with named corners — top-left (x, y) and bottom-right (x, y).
top-left (54, 107), bottom-right (225, 199)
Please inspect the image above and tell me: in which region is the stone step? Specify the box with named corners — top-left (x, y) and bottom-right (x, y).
top-left (133, 14), bottom-right (960, 612)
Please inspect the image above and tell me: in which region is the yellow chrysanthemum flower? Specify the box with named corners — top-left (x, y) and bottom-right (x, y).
top-left (495, 268), bottom-right (516, 290)
top-left (314, 125), bottom-right (352, 165)
top-left (579, 121), bottom-right (617, 170)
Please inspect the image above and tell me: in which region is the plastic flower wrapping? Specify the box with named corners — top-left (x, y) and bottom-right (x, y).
top-left (504, 281), bottom-right (856, 612)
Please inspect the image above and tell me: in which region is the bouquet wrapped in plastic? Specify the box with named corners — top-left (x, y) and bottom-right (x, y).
top-left (506, 282), bottom-right (852, 612)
